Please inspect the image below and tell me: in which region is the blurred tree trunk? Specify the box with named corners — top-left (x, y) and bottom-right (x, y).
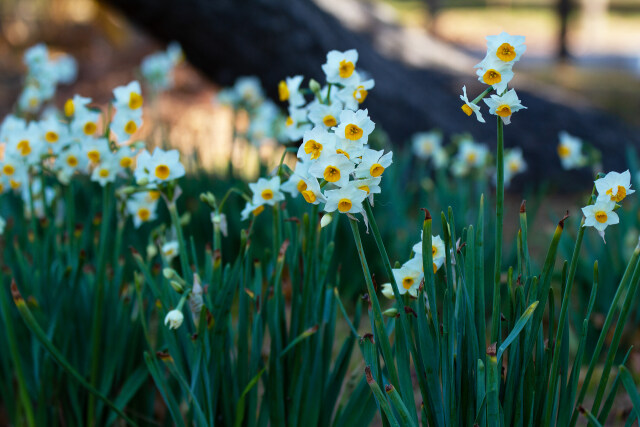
top-left (101, 0), bottom-right (639, 188)
top-left (557, 0), bottom-right (572, 60)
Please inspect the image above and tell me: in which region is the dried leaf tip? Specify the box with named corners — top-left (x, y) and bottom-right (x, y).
top-left (385, 384), bottom-right (394, 393)
top-left (10, 279), bottom-right (24, 304)
top-left (559, 210), bottom-right (570, 228)
top-left (365, 366), bottom-right (374, 383)
top-left (487, 342), bottom-right (497, 356)
top-left (520, 200), bottom-right (526, 213)
top-left (421, 208), bottom-right (432, 221)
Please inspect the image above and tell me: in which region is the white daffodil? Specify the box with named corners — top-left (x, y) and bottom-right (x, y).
top-left (18, 85), bottom-right (44, 113)
top-left (63, 94), bottom-right (91, 118)
top-left (381, 282), bottom-right (395, 300)
top-left (460, 86), bottom-right (485, 123)
top-left (412, 234), bottom-right (446, 272)
top-left (281, 161), bottom-right (312, 197)
top-left (308, 153), bottom-right (355, 188)
top-left (299, 177), bottom-right (327, 205)
top-left (412, 131), bottom-right (443, 160)
top-left (483, 89), bottom-right (526, 125)
top-left (334, 109), bottom-right (375, 145)
top-left (484, 32), bottom-right (526, 64)
top-left (1, 115), bottom-right (27, 142)
top-left (335, 77), bottom-right (375, 111)
top-left (1, 155), bottom-right (28, 191)
top-left (595, 170), bottom-right (635, 203)
top-left (110, 108), bottom-right (143, 143)
top-left (71, 106), bottom-right (101, 138)
top-left (322, 49), bottom-right (359, 86)
top-left (354, 176), bottom-right (382, 200)
top-left (162, 241), bottom-right (180, 262)
top-left (452, 139), bottom-right (489, 177)
top-left (39, 116), bottom-right (69, 154)
top-left (307, 101), bottom-right (344, 130)
top-left (83, 138), bottom-right (111, 166)
top-left (278, 75), bottom-right (305, 108)
top-left (334, 138), bottom-right (365, 161)
top-left (249, 176), bottom-right (285, 206)
top-left (392, 262), bottom-right (423, 297)
top-left (582, 197), bottom-right (618, 242)
top-left (55, 144), bottom-right (87, 177)
top-left (126, 192), bottom-right (159, 228)
top-left (248, 100), bottom-right (280, 145)
top-left (240, 201), bottom-right (266, 221)
top-left (6, 122), bottom-right (42, 165)
top-left (557, 131), bottom-right (586, 170)
top-left (355, 149), bottom-right (392, 179)
top-left (141, 51), bottom-right (175, 92)
top-left (91, 156), bottom-right (119, 187)
top-left (164, 309), bottom-right (184, 330)
top-left (113, 80), bottom-right (144, 112)
top-left (284, 106), bottom-right (312, 142)
top-left (134, 148), bottom-right (186, 184)
top-left (323, 184), bottom-right (367, 215)
top-left (503, 147), bottom-right (527, 186)
top-left (51, 54), bottom-right (77, 85)
top-left (115, 146), bottom-right (140, 173)
top-left (475, 57), bottom-right (514, 94)
top-left (297, 127), bottom-right (336, 162)
top-left (433, 146), bottom-right (449, 169)
top-left (234, 77), bottom-right (265, 108)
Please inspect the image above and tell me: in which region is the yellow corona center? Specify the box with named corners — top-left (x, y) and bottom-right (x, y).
top-left (353, 86), bottom-right (368, 103)
top-left (359, 185), bottom-right (370, 194)
top-left (336, 149), bottom-right (350, 159)
top-left (433, 263), bottom-right (438, 274)
top-left (17, 140), bottom-right (31, 156)
top-left (461, 104), bottom-right (473, 116)
top-left (120, 157), bottom-right (133, 168)
top-left (88, 150), bottom-right (100, 163)
top-left (278, 80), bottom-right (289, 101)
top-left (155, 164), bottom-right (170, 180)
top-left (595, 211), bottom-right (608, 224)
top-left (129, 92), bottom-right (143, 110)
top-left (337, 198), bottom-right (352, 213)
top-left (304, 140), bottom-right (323, 160)
top-left (323, 166), bottom-right (341, 183)
top-left (29, 98), bottom-right (38, 108)
top-left (286, 116), bottom-right (294, 127)
top-left (138, 208), bottom-right (151, 221)
top-left (606, 185), bottom-right (627, 202)
top-left (261, 189), bottom-right (274, 200)
top-left (99, 168), bottom-right (110, 178)
top-left (45, 131), bottom-right (59, 143)
top-left (370, 163), bottom-right (384, 177)
top-left (66, 155), bottom-right (78, 167)
top-left (252, 205), bottom-right (265, 216)
top-left (323, 115), bottom-right (337, 127)
top-left (402, 277), bottom-right (414, 290)
top-left (482, 69), bottom-right (502, 85)
top-left (64, 99), bottom-right (75, 117)
top-left (83, 122), bottom-right (97, 135)
top-left (10, 179), bottom-right (20, 189)
top-left (496, 105), bottom-right (512, 117)
top-left (432, 245), bottom-right (437, 256)
top-left (345, 124), bottom-right (363, 141)
top-left (509, 161), bottom-right (520, 173)
top-left (557, 145), bottom-right (570, 159)
top-left (496, 43), bottom-right (516, 62)
top-left (124, 120), bottom-right (138, 135)
top-left (149, 191), bottom-right (161, 200)
top-left (338, 60), bottom-right (355, 78)
top-left (297, 180), bottom-right (308, 193)
top-left (3, 164), bottom-right (15, 175)
top-left (466, 152), bottom-right (477, 163)
top-left (302, 190), bottom-right (316, 204)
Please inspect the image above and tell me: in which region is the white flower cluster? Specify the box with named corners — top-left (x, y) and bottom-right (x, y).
top-left (582, 170), bottom-right (635, 242)
top-left (241, 50), bottom-right (393, 222)
top-left (557, 131), bottom-right (587, 170)
top-left (140, 42), bottom-right (183, 92)
top-left (460, 32), bottom-right (527, 125)
top-left (18, 43), bottom-right (77, 114)
top-left (381, 233), bottom-right (446, 298)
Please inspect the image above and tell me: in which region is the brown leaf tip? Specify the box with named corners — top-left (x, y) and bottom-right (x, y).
top-left (404, 306), bottom-right (418, 317)
top-left (559, 210), bottom-right (570, 228)
top-left (487, 342), bottom-right (497, 356)
top-left (385, 384), bottom-right (394, 393)
top-left (520, 200), bottom-right (526, 213)
top-left (365, 366), bottom-right (374, 383)
top-left (10, 279), bottom-right (24, 304)
top-left (421, 208), bottom-right (432, 221)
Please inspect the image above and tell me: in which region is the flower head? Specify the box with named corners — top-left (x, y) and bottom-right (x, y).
top-left (557, 131), bottom-right (586, 170)
top-left (334, 109), bottom-right (375, 145)
top-left (582, 197), bottom-right (619, 242)
top-left (484, 32), bottom-right (526, 64)
top-left (595, 170), bottom-right (635, 203)
top-left (249, 176), bottom-right (285, 206)
top-left (322, 49), bottom-right (359, 85)
top-left (483, 89), bottom-right (526, 125)
top-left (323, 183), bottom-right (367, 215)
top-left (134, 148), bottom-right (186, 184)
top-left (164, 309), bottom-right (184, 330)
top-left (460, 86), bottom-right (485, 123)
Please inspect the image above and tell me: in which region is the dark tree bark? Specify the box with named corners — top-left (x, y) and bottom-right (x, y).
top-left (102, 0), bottom-right (639, 190)
top-left (557, 0), bottom-right (572, 60)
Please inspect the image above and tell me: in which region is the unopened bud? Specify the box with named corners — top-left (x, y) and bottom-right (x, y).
top-left (136, 176), bottom-right (149, 186)
top-left (309, 79), bottom-right (322, 96)
top-left (170, 280), bottom-right (185, 293)
top-left (382, 308), bottom-right (398, 317)
top-left (200, 192), bottom-right (216, 208)
top-left (320, 213), bottom-right (333, 228)
top-left (163, 268), bottom-right (178, 280)
top-left (146, 244), bottom-right (158, 259)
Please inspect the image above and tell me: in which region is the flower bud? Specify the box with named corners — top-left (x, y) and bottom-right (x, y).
top-left (136, 176), bottom-right (149, 186)
top-left (164, 309), bottom-right (184, 329)
top-left (320, 213), bottom-right (333, 228)
top-left (146, 244), bottom-right (158, 259)
top-left (163, 268), bottom-right (178, 280)
top-left (382, 307), bottom-right (398, 317)
top-left (309, 79), bottom-right (322, 97)
top-left (169, 280), bottom-right (185, 294)
top-left (381, 283), bottom-right (395, 300)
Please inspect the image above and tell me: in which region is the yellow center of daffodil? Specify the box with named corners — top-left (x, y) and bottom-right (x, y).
top-left (84, 122), bottom-right (97, 135)
top-left (359, 185), bottom-right (370, 194)
top-left (155, 164), bottom-right (170, 180)
top-left (302, 190), bottom-right (316, 203)
top-left (149, 191), bottom-right (161, 200)
top-left (338, 60), bottom-right (355, 78)
top-left (509, 161), bottom-right (520, 172)
top-left (324, 165), bottom-right (341, 182)
top-left (461, 104), bottom-right (473, 116)
top-left (345, 124), bottom-right (363, 141)
top-left (129, 92), bottom-right (143, 110)
top-left (138, 208), bottom-right (151, 221)
top-left (17, 140), bottom-right (31, 156)
top-left (66, 155), bottom-right (78, 167)
top-left (496, 105), bottom-right (512, 117)
top-left (3, 165), bottom-right (15, 175)
top-left (466, 152), bottom-right (477, 163)
top-left (278, 80), bottom-right (289, 101)
top-left (252, 205), bottom-right (265, 216)
top-left (323, 115), bottom-right (337, 127)
top-left (370, 163), bottom-right (384, 177)
top-left (432, 245), bottom-right (437, 256)
top-left (64, 99), bottom-right (75, 117)
top-left (124, 120), bottom-right (138, 135)
top-left (286, 116), bottom-right (294, 127)
top-left (45, 131), bottom-right (59, 143)
top-left (402, 277), bottom-right (414, 290)
top-left (99, 168), bottom-right (110, 178)
top-left (606, 186), bottom-right (626, 202)
top-left (337, 198), bottom-right (352, 213)
top-left (304, 140), bottom-right (323, 160)
top-left (88, 150), bottom-right (100, 163)
top-left (496, 43), bottom-right (516, 62)
top-left (336, 149), bottom-right (350, 159)
top-left (353, 86), bottom-right (368, 103)
top-left (433, 262), bottom-right (438, 273)
top-left (297, 180), bottom-right (307, 193)
top-left (29, 98), bottom-right (38, 108)
top-left (10, 179), bottom-right (20, 189)
top-left (557, 145), bottom-right (570, 158)
top-left (595, 211), bottom-right (608, 223)
top-left (120, 157), bottom-right (133, 168)
top-left (483, 69), bottom-right (502, 85)
top-left (261, 189), bottom-right (274, 200)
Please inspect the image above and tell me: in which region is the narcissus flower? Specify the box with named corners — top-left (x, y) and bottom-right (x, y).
top-left (308, 101), bottom-right (344, 130)
top-left (411, 131), bottom-right (443, 160)
top-left (39, 116), bottom-right (69, 154)
top-left (297, 127), bottom-right (336, 162)
top-left (56, 144), bottom-right (87, 177)
top-left (475, 57), bottom-right (514, 94)
top-left (503, 147), bottom-right (527, 185)
top-left (83, 138), bottom-right (111, 165)
top-left (484, 32), bottom-right (526, 64)
top-left (334, 109), bottom-right (375, 144)
top-left (355, 149), bottom-right (393, 179)
top-left (90, 156), bottom-right (119, 186)
top-left (459, 86), bottom-right (485, 123)
top-left (582, 197), bottom-right (618, 242)
top-left (322, 49), bottom-right (359, 86)
top-left (335, 76), bottom-right (375, 111)
top-left (113, 81), bottom-right (144, 111)
top-left (392, 262), bottom-right (423, 297)
top-left (164, 309), bottom-right (184, 330)
top-left (298, 177), bottom-right (326, 205)
top-left (381, 282), bottom-right (395, 299)
top-left (240, 201), bottom-right (266, 221)
top-left (308, 153), bottom-right (355, 188)
top-left (249, 176), bottom-right (285, 206)
top-left (451, 139), bottom-right (489, 177)
top-left (412, 234), bottom-right (446, 272)
top-left (278, 75), bottom-right (305, 107)
top-left (71, 107), bottom-right (101, 138)
top-left (111, 108), bottom-right (143, 143)
top-left (281, 161), bottom-right (311, 197)
top-left (557, 131), bottom-right (587, 170)
top-left (162, 241), bottom-right (180, 262)
top-left (595, 170), bottom-right (635, 203)
top-left (284, 106), bottom-right (312, 142)
top-left (483, 89), bottom-right (526, 125)
top-left (126, 192), bottom-right (159, 228)
top-left (134, 148), bottom-right (186, 184)
top-left (323, 184), bottom-right (367, 215)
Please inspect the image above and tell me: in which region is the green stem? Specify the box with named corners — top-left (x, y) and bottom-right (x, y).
top-left (491, 116), bottom-right (504, 344)
top-left (168, 201), bottom-right (191, 283)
